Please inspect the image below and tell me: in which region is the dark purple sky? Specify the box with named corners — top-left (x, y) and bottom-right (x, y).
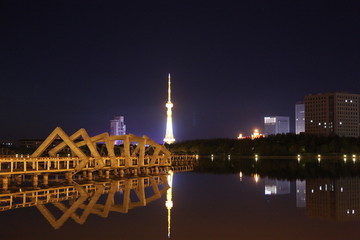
top-left (1, 0), bottom-right (360, 142)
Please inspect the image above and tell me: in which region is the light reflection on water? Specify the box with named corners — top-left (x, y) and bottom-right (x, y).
top-left (0, 170), bottom-right (360, 239)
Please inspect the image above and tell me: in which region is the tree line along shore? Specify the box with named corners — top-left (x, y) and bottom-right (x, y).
top-left (167, 133), bottom-right (360, 156)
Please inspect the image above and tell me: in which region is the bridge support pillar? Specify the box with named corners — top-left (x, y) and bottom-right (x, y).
top-left (15, 175), bottom-right (22, 185)
top-left (43, 174), bottom-right (49, 186)
top-left (65, 172), bottom-right (72, 182)
top-left (88, 171), bottom-right (93, 181)
top-left (2, 177), bottom-right (9, 191)
top-left (33, 174), bottom-right (39, 188)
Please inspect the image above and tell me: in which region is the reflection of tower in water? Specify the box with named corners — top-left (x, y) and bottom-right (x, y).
top-left (165, 170), bottom-right (174, 238)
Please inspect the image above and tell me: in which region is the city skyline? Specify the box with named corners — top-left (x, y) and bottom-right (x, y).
top-left (2, 1), bottom-right (360, 142)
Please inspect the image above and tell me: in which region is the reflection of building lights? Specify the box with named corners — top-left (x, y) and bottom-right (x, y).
top-left (211, 154), bottom-right (214, 161)
top-left (228, 154), bottom-right (231, 160)
top-left (353, 154), bottom-right (356, 162)
top-left (344, 155), bottom-right (347, 162)
top-left (297, 154), bottom-right (301, 162)
top-left (255, 154), bottom-right (258, 162)
top-left (254, 174), bottom-right (260, 183)
top-left (195, 154), bottom-right (199, 160)
top-left (317, 154), bottom-right (321, 162)
top-left (239, 172), bottom-right (243, 181)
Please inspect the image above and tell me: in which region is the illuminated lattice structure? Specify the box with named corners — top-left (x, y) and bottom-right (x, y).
top-left (164, 73), bottom-right (175, 144)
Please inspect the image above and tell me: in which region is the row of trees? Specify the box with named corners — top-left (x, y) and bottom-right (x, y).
top-left (168, 133), bottom-right (360, 156)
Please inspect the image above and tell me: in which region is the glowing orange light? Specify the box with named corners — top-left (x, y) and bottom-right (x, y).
top-left (254, 174), bottom-right (260, 183)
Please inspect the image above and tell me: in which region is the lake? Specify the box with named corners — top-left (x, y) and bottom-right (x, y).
top-left (0, 159), bottom-right (359, 240)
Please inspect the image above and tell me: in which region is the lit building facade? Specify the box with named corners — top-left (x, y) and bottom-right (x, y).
top-left (304, 92), bottom-right (360, 137)
top-left (110, 116), bottom-right (126, 145)
top-left (295, 102), bottom-right (305, 134)
top-left (264, 116), bottom-right (290, 136)
top-left (237, 129), bottom-right (264, 139)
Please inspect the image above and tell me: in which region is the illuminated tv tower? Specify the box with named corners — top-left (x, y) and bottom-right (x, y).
top-left (164, 73), bottom-right (175, 144)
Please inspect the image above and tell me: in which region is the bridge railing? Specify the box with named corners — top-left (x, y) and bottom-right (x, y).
top-left (0, 155), bottom-right (174, 176)
top-left (0, 154), bottom-right (192, 176)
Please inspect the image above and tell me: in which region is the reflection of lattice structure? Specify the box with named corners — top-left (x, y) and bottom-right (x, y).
top-left (31, 127), bottom-right (171, 172)
top-left (0, 175), bottom-right (170, 229)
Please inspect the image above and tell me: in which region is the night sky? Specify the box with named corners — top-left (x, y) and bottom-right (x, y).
top-left (1, 0), bottom-right (360, 142)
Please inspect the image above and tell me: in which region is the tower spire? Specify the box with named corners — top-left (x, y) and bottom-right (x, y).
top-left (168, 73), bottom-right (171, 102)
top-left (164, 73), bottom-right (175, 144)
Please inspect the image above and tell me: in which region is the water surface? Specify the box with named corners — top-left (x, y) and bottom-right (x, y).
top-left (0, 172), bottom-right (359, 240)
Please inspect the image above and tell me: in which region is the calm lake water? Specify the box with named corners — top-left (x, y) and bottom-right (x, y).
top-left (0, 169), bottom-right (360, 240)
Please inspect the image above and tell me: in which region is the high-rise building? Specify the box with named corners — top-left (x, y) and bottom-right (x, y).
top-left (110, 116), bottom-right (126, 145)
top-left (295, 102), bottom-right (305, 134)
top-left (304, 92), bottom-right (360, 137)
top-left (264, 116), bottom-right (290, 136)
top-left (164, 73), bottom-right (175, 144)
